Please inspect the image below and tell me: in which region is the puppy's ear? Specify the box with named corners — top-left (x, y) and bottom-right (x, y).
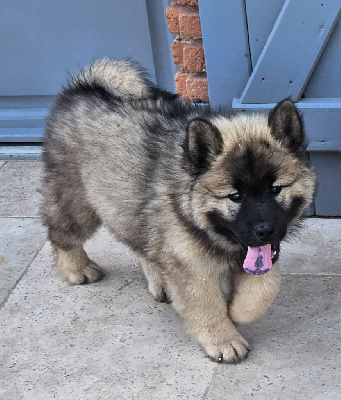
top-left (268, 99), bottom-right (307, 158)
top-left (186, 118), bottom-right (223, 171)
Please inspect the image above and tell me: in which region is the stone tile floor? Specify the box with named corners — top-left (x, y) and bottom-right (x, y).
top-left (0, 161), bottom-right (340, 399)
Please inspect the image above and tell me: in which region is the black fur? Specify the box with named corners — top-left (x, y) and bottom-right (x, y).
top-left (186, 118), bottom-right (224, 172)
top-left (268, 98), bottom-right (308, 162)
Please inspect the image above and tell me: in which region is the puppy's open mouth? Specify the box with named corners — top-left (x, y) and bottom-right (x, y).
top-left (243, 243), bottom-right (280, 275)
top-left (271, 244), bottom-right (280, 263)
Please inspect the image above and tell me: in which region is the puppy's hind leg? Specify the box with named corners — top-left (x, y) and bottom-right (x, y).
top-left (140, 259), bottom-right (169, 302)
top-left (48, 211), bottom-right (103, 285)
top-left (42, 173), bottom-right (103, 285)
top-left (54, 245), bottom-right (103, 285)
top-left (228, 263), bottom-right (280, 325)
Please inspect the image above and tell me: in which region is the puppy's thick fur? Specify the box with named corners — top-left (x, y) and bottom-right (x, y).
top-left (42, 59), bottom-right (316, 363)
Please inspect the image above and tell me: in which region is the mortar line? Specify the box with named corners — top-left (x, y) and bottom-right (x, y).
top-left (0, 240), bottom-right (47, 309)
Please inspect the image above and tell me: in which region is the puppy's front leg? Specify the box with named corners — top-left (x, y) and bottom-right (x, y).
top-left (167, 268), bottom-right (249, 363)
top-left (229, 263), bottom-right (280, 325)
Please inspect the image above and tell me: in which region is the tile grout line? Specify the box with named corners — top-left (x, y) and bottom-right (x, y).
top-left (0, 216), bottom-right (41, 219)
top-left (0, 161), bottom-right (8, 170)
top-left (201, 364), bottom-right (220, 399)
top-left (281, 273), bottom-right (341, 276)
top-left (0, 240), bottom-right (48, 309)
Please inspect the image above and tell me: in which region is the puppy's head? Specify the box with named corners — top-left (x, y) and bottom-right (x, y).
top-left (185, 100), bottom-right (316, 272)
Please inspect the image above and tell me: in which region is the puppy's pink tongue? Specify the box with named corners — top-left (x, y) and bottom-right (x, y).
top-left (243, 244), bottom-right (272, 275)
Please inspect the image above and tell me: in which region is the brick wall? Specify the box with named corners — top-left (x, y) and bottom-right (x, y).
top-left (166, 0), bottom-right (208, 103)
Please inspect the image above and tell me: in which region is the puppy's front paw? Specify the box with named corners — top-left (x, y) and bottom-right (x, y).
top-left (199, 328), bottom-right (250, 363)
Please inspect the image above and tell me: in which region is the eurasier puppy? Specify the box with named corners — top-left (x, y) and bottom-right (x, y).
top-left (42, 60), bottom-right (316, 363)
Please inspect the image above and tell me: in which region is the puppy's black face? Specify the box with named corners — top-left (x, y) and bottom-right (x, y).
top-left (187, 99), bottom-right (316, 257)
top-left (208, 144), bottom-right (304, 250)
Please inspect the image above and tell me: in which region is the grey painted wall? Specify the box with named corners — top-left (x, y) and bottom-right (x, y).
top-left (0, 0), bottom-right (175, 144)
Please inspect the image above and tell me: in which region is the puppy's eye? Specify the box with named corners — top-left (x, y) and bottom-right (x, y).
top-left (270, 186), bottom-right (282, 196)
top-left (228, 192), bottom-right (242, 202)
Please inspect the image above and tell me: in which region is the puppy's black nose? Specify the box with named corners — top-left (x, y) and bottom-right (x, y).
top-left (253, 223), bottom-right (275, 243)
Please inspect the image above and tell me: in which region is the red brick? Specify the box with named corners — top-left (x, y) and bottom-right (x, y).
top-left (166, 1), bottom-right (181, 33)
top-left (176, 0), bottom-right (198, 6)
top-left (174, 70), bottom-right (190, 98)
top-left (186, 73), bottom-right (209, 102)
top-left (183, 43), bottom-right (205, 73)
top-left (172, 39), bottom-right (186, 67)
top-left (179, 7), bottom-right (202, 39)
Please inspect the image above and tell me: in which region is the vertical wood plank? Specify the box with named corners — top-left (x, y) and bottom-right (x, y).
top-left (240, 0), bottom-right (341, 103)
top-left (245, 0), bottom-right (285, 67)
top-left (199, 0), bottom-right (250, 108)
top-left (310, 152), bottom-right (341, 216)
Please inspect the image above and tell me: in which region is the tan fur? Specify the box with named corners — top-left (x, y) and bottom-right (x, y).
top-left (166, 266), bottom-right (250, 362)
top-left (229, 263), bottom-right (281, 325)
top-left (212, 114), bottom-right (274, 153)
top-left (144, 217), bottom-right (251, 361)
top-left (56, 246), bottom-right (103, 285)
top-left (77, 59), bottom-right (150, 98)
top-left (140, 259), bottom-right (166, 302)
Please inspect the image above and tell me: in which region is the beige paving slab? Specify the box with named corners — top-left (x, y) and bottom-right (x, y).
top-left (205, 274), bottom-right (341, 400)
top-left (0, 161), bottom-right (6, 169)
top-left (0, 161), bottom-right (43, 217)
top-left (0, 218), bottom-right (46, 304)
top-left (2, 226), bottom-right (340, 399)
top-left (280, 218), bottom-right (341, 275)
top-left (0, 231), bottom-right (217, 400)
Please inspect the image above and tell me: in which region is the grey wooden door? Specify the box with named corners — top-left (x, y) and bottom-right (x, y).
top-left (199, 0), bottom-right (341, 216)
top-left (0, 0), bottom-right (175, 156)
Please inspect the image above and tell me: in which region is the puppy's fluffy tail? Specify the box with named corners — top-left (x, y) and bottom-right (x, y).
top-left (68, 58), bottom-right (152, 98)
